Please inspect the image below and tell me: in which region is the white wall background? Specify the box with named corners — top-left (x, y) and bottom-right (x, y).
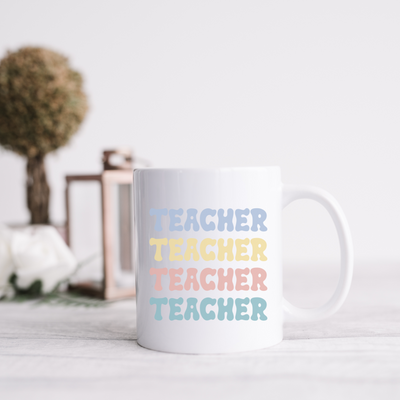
top-left (0, 0), bottom-right (399, 266)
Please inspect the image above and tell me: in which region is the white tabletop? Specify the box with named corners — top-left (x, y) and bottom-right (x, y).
top-left (1, 263), bottom-right (399, 400)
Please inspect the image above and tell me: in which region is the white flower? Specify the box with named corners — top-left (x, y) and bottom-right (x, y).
top-left (10, 225), bottom-right (77, 294)
top-left (0, 225), bottom-right (14, 298)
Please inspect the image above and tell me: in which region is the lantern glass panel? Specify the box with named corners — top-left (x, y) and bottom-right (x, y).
top-left (68, 181), bottom-right (103, 288)
top-left (110, 182), bottom-right (135, 288)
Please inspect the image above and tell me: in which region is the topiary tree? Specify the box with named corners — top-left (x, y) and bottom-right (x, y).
top-left (0, 47), bottom-right (88, 224)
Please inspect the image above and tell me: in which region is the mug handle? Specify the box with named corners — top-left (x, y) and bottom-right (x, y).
top-left (282, 185), bottom-right (354, 321)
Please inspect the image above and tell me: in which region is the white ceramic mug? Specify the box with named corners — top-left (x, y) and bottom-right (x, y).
top-left (133, 167), bottom-right (353, 354)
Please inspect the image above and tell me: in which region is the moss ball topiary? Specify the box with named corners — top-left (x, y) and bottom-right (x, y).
top-left (0, 47), bottom-right (88, 224)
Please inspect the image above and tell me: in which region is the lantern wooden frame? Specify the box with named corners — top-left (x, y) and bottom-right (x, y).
top-left (65, 169), bottom-right (136, 300)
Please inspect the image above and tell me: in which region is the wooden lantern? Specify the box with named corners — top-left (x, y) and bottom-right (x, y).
top-left (65, 149), bottom-right (136, 300)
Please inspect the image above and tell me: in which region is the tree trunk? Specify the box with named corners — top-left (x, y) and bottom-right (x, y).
top-left (27, 155), bottom-right (50, 224)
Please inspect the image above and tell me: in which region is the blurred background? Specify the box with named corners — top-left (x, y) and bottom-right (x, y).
top-left (0, 0), bottom-right (399, 285)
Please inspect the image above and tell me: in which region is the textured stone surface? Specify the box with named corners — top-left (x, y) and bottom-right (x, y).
top-left (1, 263), bottom-right (399, 400)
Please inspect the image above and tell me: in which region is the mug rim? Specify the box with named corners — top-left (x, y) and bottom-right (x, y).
top-left (134, 166), bottom-right (280, 172)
